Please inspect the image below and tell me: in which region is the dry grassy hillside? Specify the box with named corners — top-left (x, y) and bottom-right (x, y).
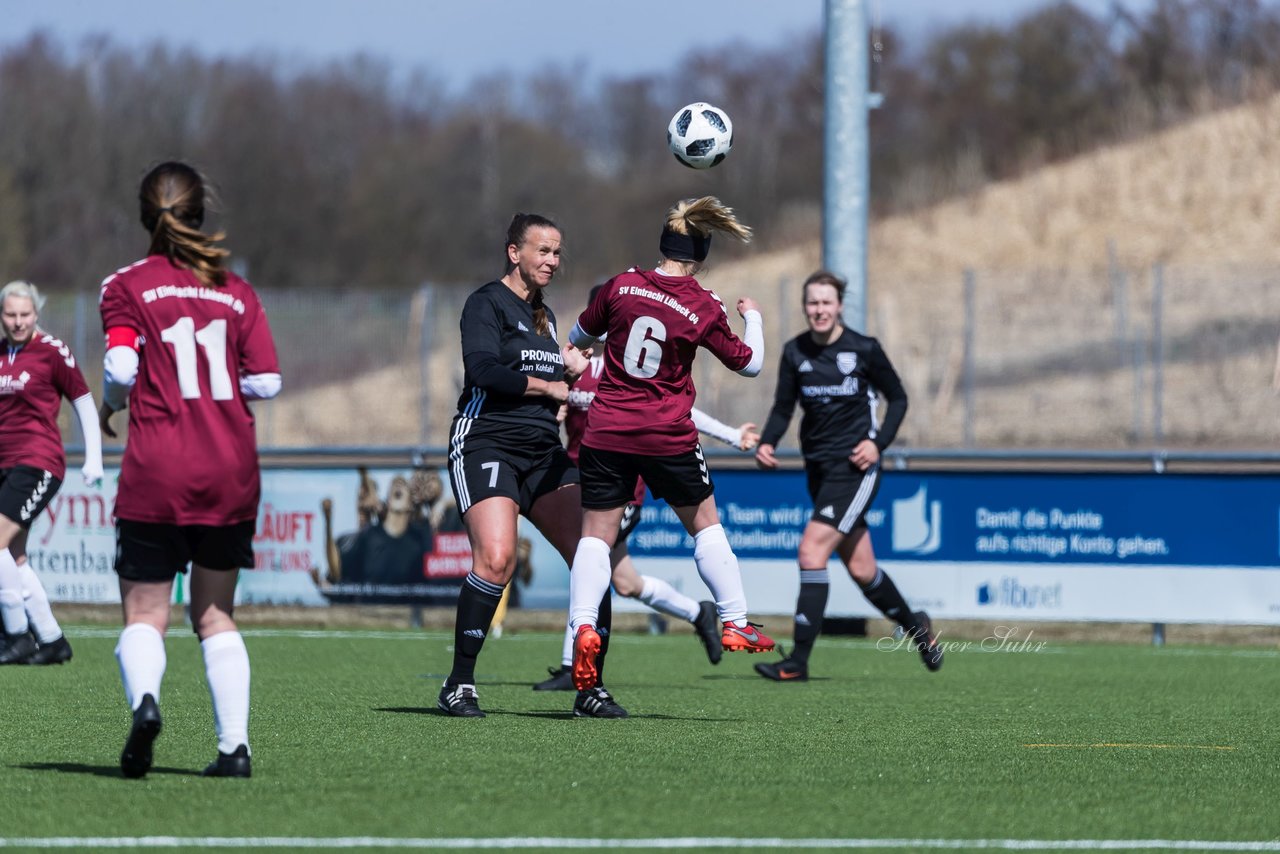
top-left (263, 93), bottom-right (1280, 450)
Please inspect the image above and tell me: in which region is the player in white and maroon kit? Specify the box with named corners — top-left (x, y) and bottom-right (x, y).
top-left (531, 284), bottom-right (760, 691)
top-left (565, 196), bottom-right (776, 702)
top-left (99, 162), bottom-right (281, 780)
top-left (0, 280), bottom-right (103, 666)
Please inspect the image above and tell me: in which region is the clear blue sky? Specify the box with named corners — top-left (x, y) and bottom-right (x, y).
top-left (1, 0), bottom-right (1145, 91)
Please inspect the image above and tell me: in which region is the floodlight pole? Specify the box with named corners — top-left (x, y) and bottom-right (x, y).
top-left (823, 0), bottom-right (871, 333)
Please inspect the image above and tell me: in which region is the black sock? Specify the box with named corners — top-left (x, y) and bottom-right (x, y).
top-left (448, 572), bottom-right (504, 685)
top-left (858, 566), bottom-right (920, 632)
top-left (791, 568), bottom-right (829, 664)
top-left (595, 590), bottom-right (612, 686)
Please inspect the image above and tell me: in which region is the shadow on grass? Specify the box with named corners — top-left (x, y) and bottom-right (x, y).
top-left (699, 673), bottom-right (832, 683)
top-left (375, 706), bottom-right (734, 722)
top-left (17, 761), bottom-right (198, 778)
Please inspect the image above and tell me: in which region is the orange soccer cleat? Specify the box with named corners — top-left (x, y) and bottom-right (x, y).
top-left (571, 624), bottom-right (601, 691)
top-left (721, 621), bottom-right (776, 654)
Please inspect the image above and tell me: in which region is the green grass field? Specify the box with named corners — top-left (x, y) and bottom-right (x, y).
top-left (1, 623), bottom-right (1278, 852)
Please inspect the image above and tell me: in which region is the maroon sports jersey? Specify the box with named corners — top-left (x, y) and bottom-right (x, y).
top-left (564, 355), bottom-right (646, 504)
top-left (576, 268), bottom-right (752, 456)
top-left (99, 255), bottom-right (279, 526)
top-left (0, 333), bottom-right (91, 479)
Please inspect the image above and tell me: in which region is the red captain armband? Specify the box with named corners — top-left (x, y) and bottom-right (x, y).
top-left (106, 326), bottom-right (141, 351)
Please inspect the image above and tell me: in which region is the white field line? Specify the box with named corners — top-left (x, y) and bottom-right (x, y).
top-left (2, 838), bottom-right (1279, 851)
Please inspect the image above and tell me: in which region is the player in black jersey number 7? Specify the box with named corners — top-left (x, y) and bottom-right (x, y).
top-left (440, 213), bottom-right (596, 718)
top-left (753, 271), bottom-right (942, 682)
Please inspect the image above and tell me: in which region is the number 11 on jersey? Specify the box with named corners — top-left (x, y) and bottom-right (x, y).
top-left (161, 316), bottom-right (234, 401)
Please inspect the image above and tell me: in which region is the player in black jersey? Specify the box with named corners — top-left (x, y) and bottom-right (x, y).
top-left (753, 270), bottom-right (942, 681)
top-left (439, 213), bottom-right (620, 718)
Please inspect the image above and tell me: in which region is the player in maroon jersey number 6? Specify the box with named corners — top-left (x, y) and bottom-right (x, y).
top-left (565, 196), bottom-right (776, 707)
top-left (0, 280), bottom-right (104, 665)
top-left (98, 162), bottom-right (282, 779)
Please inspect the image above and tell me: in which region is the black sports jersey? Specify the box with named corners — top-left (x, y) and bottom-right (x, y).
top-left (455, 280), bottom-right (565, 442)
top-left (760, 327), bottom-right (907, 463)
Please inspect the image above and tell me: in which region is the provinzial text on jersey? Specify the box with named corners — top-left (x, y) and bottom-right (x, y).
top-left (619, 285), bottom-right (700, 324)
top-left (521, 348), bottom-right (564, 374)
top-left (801, 377), bottom-right (859, 397)
top-left (141, 285), bottom-right (246, 314)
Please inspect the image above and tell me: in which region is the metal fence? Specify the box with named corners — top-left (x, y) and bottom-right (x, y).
top-left (41, 263), bottom-right (1280, 451)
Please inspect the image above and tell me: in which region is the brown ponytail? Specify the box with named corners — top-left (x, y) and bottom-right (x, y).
top-left (139, 161), bottom-right (230, 288)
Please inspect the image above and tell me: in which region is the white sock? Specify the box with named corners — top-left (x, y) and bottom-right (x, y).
top-left (202, 630), bottom-right (251, 755)
top-left (559, 621), bottom-right (574, 668)
top-left (0, 548), bottom-right (30, 635)
top-left (19, 564), bottom-right (62, 643)
top-left (638, 575), bottom-right (701, 623)
top-left (116, 622), bottom-right (166, 710)
top-left (692, 524), bottom-right (748, 626)
top-left (567, 537), bottom-right (612, 632)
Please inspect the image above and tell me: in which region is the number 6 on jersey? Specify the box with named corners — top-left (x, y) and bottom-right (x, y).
top-left (623, 315), bottom-right (666, 379)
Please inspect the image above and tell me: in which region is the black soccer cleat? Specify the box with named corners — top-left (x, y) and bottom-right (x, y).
top-left (0, 631), bottom-right (38, 665)
top-left (754, 657), bottom-right (809, 682)
top-left (532, 663), bottom-right (574, 691)
top-left (27, 635), bottom-right (73, 665)
top-left (911, 611), bottom-right (944, 672)
top-left (573, 685), bottom-right (629, 718)
top-left (693, 600), bottom-right (723, 665)
top-left (120, 694), bottom-right (163, 779)
top-left (437, 682), bottom-right (485, 717)
top-left (202, 744), bottom-right (251, 778)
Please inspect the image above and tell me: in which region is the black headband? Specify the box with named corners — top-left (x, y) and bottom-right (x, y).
top-left (660, 226), bottom-right (711, 263)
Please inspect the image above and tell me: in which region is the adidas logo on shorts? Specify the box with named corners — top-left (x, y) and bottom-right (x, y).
top-left (463, 629), bottom-right (486, 639)
top-left (819, 505), bottom-right (835, 518)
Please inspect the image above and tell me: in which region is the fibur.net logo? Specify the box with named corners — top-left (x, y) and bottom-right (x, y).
top-left (892, 485), bottom-right (941, 555)
top-left (977, 577), bottom-right (1063, 610)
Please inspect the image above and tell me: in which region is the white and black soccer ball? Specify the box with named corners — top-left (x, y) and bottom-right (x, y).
top-left (667, 102), bottom-right (733, 169)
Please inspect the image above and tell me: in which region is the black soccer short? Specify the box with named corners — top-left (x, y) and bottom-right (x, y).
top-left (449, 440), bottom-right (578, 517)
top-left (0, 466), bottom-right (62, 530)
top-left (806, 460), bottom-right (881, 535)
top-left (115, 519), bottom-right (256, 582)
top-left (579, 445), bottom-right (714, 510)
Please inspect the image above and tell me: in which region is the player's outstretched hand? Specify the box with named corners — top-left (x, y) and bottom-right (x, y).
top-left (737, 422), bottom-right (760, 451)
top-left (737, 297), bottom-right (760, 317)
top-left (755, 442), bottom-right (778, 469)
top-left (82, 461), bottom-right (104, 488)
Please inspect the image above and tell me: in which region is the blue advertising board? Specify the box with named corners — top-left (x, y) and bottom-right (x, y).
top-left (630, 469), bottom-right (1280, 569)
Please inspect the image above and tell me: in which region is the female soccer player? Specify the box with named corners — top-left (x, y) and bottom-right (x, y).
top-left (0, 280), bottom-right (103, 665)
top-left (99, 161), bottom-right (281, 778)
top-left (565, 196), bottom-right (776, 705)
top-left (753, 270), bottom-right (941, 681)
top-left (439, 212), bottom-right (605, 718)
top-left (532, 327), bottom-right (760, 691)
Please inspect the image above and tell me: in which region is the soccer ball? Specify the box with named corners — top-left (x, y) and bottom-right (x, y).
top-left (667, 103), bottom-right (733, 169)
